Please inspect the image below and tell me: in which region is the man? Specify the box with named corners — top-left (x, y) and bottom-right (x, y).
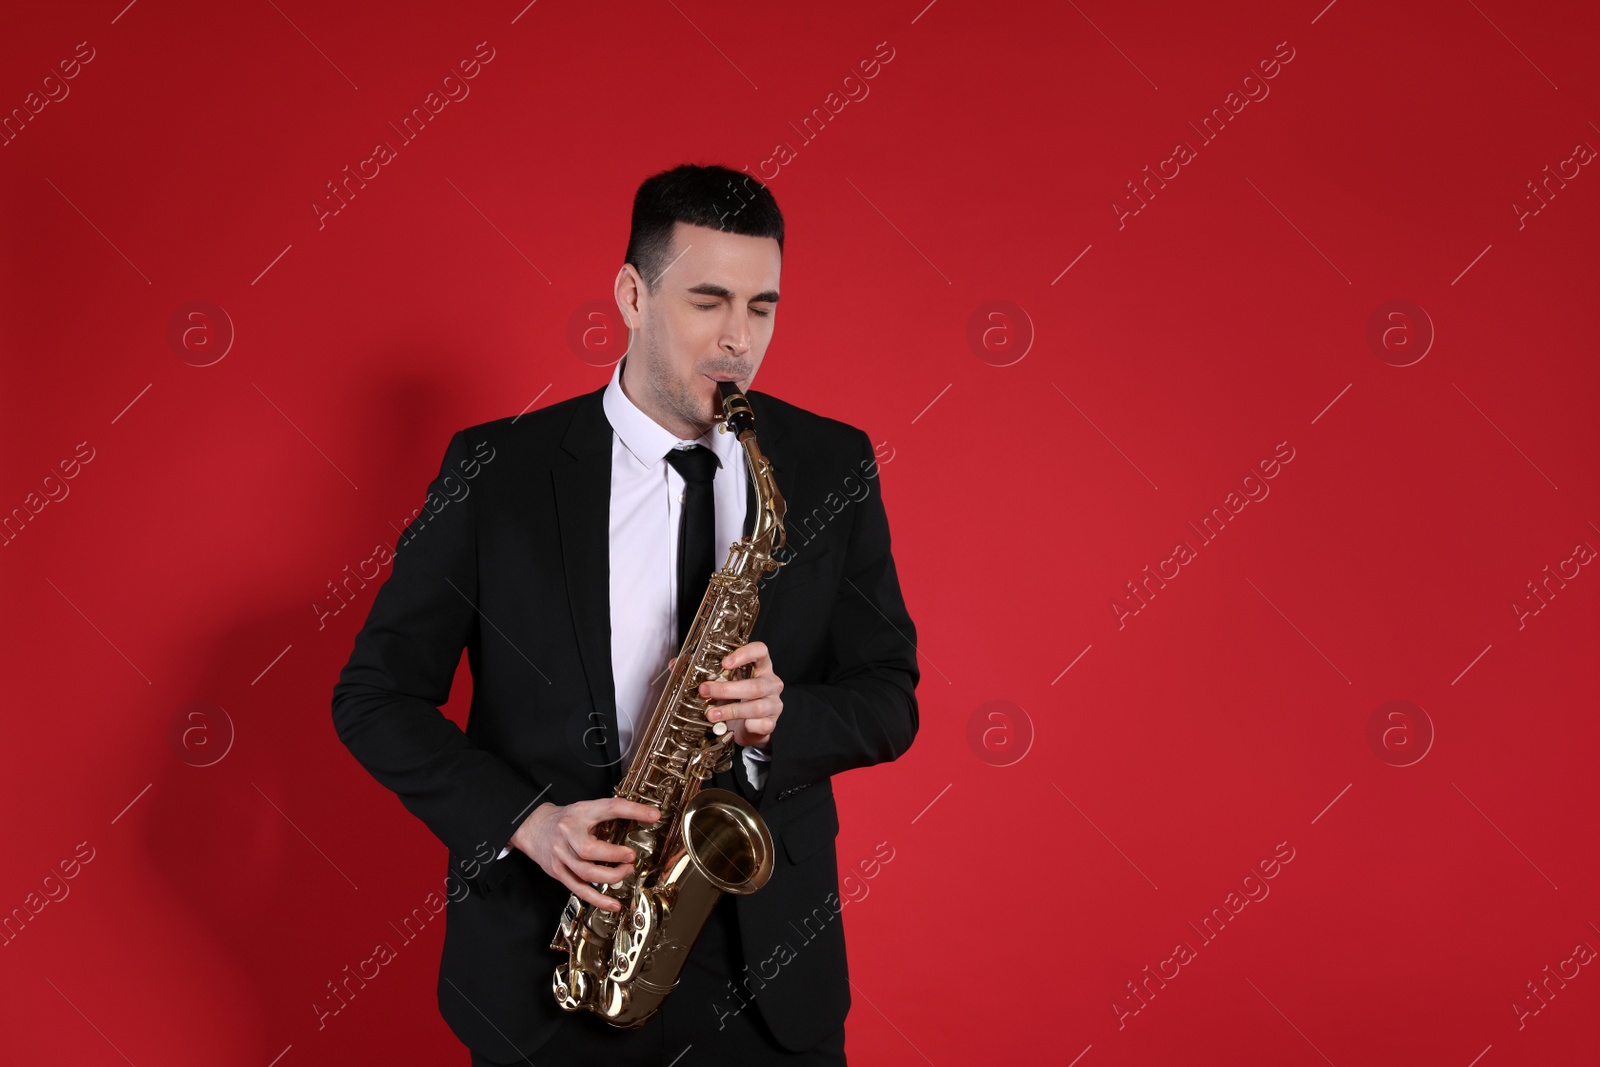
top-left (332, 163), bottom-right (919, 1065)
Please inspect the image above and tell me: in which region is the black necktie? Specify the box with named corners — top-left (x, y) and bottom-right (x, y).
top-left (663, 445), bottom-right (720, 646)
top-left (665, 444), bottom-right (763, 804)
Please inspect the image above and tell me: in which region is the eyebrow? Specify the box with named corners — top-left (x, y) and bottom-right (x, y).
top-left (686, 282), bottom-right (780, 304)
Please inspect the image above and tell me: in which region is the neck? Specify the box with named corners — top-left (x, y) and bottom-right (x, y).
top-left (619, 356), bottom-right (708, 440)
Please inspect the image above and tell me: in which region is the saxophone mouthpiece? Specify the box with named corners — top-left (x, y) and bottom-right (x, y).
top-left (717, 379), bottom-right (756, 436)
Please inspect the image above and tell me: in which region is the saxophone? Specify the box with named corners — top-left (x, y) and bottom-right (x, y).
top-left (550, 379), bottom-right (785, 1028)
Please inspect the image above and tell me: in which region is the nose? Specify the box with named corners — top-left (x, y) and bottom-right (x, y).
top-left (721, 316), bottom-right (752, 356)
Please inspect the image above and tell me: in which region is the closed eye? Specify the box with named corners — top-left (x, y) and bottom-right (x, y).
top-left (694, 302), bottom-right (772, 317)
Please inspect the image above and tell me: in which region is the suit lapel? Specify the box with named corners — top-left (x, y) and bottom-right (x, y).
top-left (552, 387), bottom-right (624, 773)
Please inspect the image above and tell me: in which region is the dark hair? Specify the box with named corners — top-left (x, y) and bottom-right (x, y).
top-left (625, 164), bottom-right (784, 293)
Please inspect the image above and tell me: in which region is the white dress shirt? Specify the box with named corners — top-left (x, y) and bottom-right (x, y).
top-left (602, 355), bottom-right (771, 791)
top-left (500, 359), bottom-right (770, 860)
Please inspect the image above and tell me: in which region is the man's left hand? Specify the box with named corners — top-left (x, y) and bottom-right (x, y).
top-left (699, 640), bottom-right (783, 751)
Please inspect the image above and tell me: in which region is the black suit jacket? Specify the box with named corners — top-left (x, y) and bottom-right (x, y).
top-left (331, 382), bottom-right (919, 1058)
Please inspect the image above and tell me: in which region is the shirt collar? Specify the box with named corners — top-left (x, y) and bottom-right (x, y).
top-left (602, 355), bottom-right (742, 471)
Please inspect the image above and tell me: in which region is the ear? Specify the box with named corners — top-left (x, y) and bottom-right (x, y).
top-left (615, 264), bottom-right (646, 330)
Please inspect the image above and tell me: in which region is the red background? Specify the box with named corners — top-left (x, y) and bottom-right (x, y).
top-left (3, 1), bottom-right (1597, 1064)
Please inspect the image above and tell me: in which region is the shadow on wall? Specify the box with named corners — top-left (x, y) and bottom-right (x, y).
top-left (134, 369), bottom-right (485, 1062)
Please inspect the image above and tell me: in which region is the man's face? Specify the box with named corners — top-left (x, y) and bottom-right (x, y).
top-left (615, 221), bottom-right (781, 439)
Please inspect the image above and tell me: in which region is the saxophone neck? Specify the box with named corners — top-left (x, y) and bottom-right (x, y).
top-left (741, 437), bottom-right (786, 556)
top-left (715, 382), bottom-right (786, 558)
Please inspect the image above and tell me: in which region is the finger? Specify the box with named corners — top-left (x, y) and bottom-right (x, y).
top-left (600, 799), bottom-right (662, 824)
top-left (720, 642), bottom-right (766, 672)
top-left (558, 840), bottom-right (634, 880)
top-left (558, 862), bottom-right (626, 911)
top-left (707, 695), bottom-right (776, 721)
top-left (577, 798), bottom-right (660, 827)
top-left (574, 837), bottom-right (638, 864)
top-left (700, 677), bottom-right (768, 702)
top-left (733, 720), bottom-right (774, 747)
top-left (569, 856), bottom-right (636, 887)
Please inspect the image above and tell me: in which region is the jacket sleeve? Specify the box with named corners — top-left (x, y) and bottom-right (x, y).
top-left (761, 430), bottom-right (920, 801)
top-left (331, 429), bottom-right (546, 861)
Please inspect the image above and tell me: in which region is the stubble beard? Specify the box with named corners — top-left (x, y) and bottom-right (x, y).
top-left (640, 325), bottom-right (713, 438)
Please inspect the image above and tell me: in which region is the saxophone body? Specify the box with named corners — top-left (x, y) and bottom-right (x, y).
top-left (550, 380), bottom-right (785, 1029)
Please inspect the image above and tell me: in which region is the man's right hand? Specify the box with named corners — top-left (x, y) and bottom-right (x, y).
top-left (510, 798), bottom-right (662, 912)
